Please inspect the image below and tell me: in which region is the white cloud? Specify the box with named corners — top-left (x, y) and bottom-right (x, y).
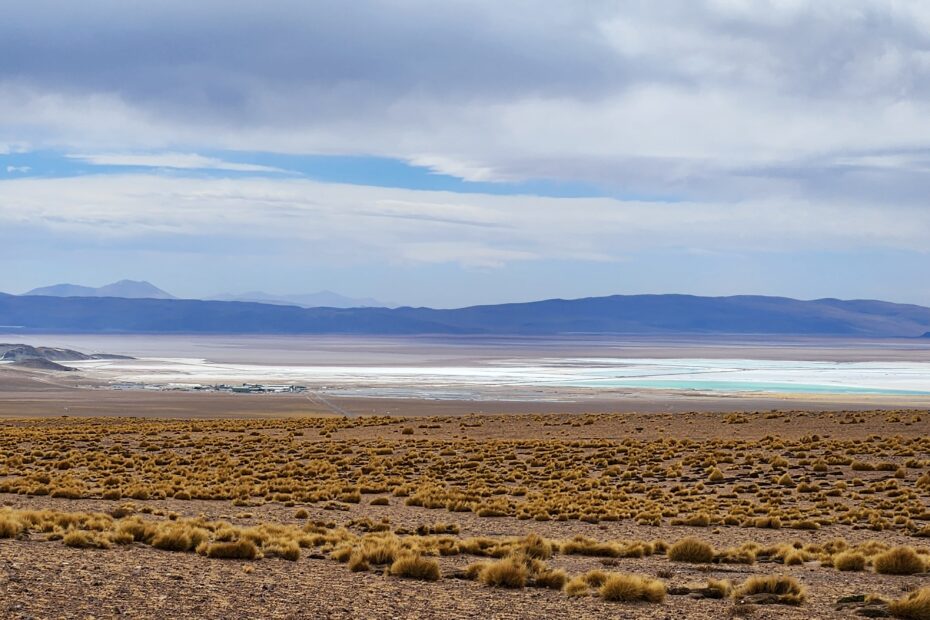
top-left (3, 0), bottom-right (930, 205)
top-left (66, 152), bottom-right (286, 173)
top-left (5, 165), bottom-right (30, 173)
top-left (0, 174), bottom-right (927, 270)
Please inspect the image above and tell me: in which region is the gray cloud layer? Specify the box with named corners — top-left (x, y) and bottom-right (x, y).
top-left (2, 1), bottom-right (930, 304)
top-left (4, 0), bottom-right (930, 200)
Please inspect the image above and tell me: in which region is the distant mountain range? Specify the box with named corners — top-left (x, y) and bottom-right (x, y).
top-left (209, 290), bottom-right (389, 308)
top-left (22, 281), bottom-right (388, 308)
top-left (25, 280), bottom-right (175, 300)
top-left (2, 292), bottom-right (930, 337)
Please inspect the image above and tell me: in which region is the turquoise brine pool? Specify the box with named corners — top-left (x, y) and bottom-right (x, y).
top-left (566, 378), bottom-right (930, 395)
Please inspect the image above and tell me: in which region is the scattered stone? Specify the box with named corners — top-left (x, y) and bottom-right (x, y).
top-left (838, 595), bottom-right (867, 604)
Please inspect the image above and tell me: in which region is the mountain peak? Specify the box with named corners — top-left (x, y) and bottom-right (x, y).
top-left (24, 280), bottom-right (175, 300)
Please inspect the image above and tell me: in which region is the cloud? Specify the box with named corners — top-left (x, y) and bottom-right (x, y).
top-left (5, 165), bottom-right (30, 173)
top-left (0, 173), bottom-right (927, 270)
top-left (66, 152), bottom-right (286, 173)
top-left (3, 1), bottom-right (930, 305)
top-left (2, 0), bottom-right (930, 208)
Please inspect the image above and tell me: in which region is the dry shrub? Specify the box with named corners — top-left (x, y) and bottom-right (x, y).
top-left (599, 573), bottom-right (666, 603)
top-left (583, 569), bottom-right (609, 587)
top-left (264, 538), bottom-right (300, 561)
top-left (833, 551), bottom-right (866, 572)
top-left (873, 547), bottom-right (926, 575)
top-left (62, 529), bottom-right (109, 549)
top-left (0, 512), bottom-right (22, 538)
top-left (520, 533), bottom-right (553, 560)
top-left (358, 537), bottom-right (402, 565)
top-left (199, 539), bottom-right (259, 560)
top-left (463, 562), bottom-right (488, 580)
top-left (564, 576), bottom-right (589, 597)
top-left (668, 537), bottom-right (714, 563)
top-left (532, 568), bottom-right (567, 590)
top-left (348, 551), bottom-right (369, 572)
top-left (783, 550), bottom-right (805, 566)
top-left (889, 586), bottom-right (930, 620)
top-left (706, 578), bottom-right (732, 598)
top-left (151, 524), bottom-right (208, 552)
top-left (390, 554), bottom-right (440, 581)
top-left (735, 575), bottom-right (805, 605)
top-left (561, 537), bottom-right (623, 557)
top-left (479, 557), bottom-right (527, 588)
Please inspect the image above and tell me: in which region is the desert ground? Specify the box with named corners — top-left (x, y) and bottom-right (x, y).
top-left (0, 336), bottom-right (929, 619)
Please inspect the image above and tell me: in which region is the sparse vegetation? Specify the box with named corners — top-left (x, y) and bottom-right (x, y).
top-left (832, 551), bottom-right (866, 572)
top-left (873, 547), bottom-right (926, 575)
top-left (889, 586), bottom-right (930, 620)
top-left (599, 573), bottom-right (666, 603)
top-left (390, 554), bottom-right (441, 581)
top-left (668, 537), bottom-right (715, 563)
top-left (0, 410), bottom-right (926, 616)
top-left (734, 575), bottom-right (806, 605)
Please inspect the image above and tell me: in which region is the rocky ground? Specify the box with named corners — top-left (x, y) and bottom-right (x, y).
top-left (0, 407), bottom-right (926, 619)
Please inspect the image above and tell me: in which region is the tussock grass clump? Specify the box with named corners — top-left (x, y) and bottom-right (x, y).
top-left (734, 575), bottom-right (805, 605)
top-left (198, 539), bottom-right (260, 560)
top-left (0, 512), bottom-right (23, 538)
top-left (783, 550), bottom-right (805, 566)
top-left (561, 536), bottom-right (624, 558)
top-left (390, 554), bottom-right (441, 581)
top-left (479, 557), bottom-right (527, 588)
top-left (532, 568), bottom-right (567, 590)
top-left (151, 524), bottom-right (208, 552)
top-left (582, 569), bottom-right (608, 587)
top-left (599, 573), bottom-right (666, 603)
top-left (264, 538), bottom-right (300, 561)
top-left (519, 533), bottom-right (553, 560)
top-left (62, 529), bottom-right (109, 549)
top-left (671, 512), bottom-right (712, 527)
top-left (348, 551), bottom-right (369, 572)
top-left (873, 547), bottom-right (926, 575)
top-left (563, 576), bottom-right (589, 597)
top-left (668, 537), bottom-right (714, 563)
top-left (889, 586), bottom-right (930, 620)
top-left (833, 551), bottom-right (867, 572)
top-left (705, 578), bottom-right (732, 598)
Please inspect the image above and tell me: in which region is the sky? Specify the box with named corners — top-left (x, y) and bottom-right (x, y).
top-left (2, 0), bottom-right (930, 308)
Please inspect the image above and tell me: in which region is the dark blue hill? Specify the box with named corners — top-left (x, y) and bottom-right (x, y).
top-left (2, 292), bottom-right (930, 337)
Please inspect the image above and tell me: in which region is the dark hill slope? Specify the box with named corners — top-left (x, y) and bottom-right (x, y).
top-left (2, 293), bottom-right (930, 337)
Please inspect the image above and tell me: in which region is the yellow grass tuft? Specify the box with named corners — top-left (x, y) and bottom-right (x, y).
top-left (532, 568), bottom-right (567, 590)
top-left (668, 537), bottom-right (715, 563)
top-left (390, 554), bottom-right (441, 581)
top-left (198, 539), bottom-right (260, 560)
top-left (735, 575), bottom-right (805, 605)
top-left (873, 547), bottom-right (926, 575)
top-left (599, 573), bottom-right (666, 603)
top-left (479, 557), bottom-right (527, 588)
top-left (564, 576), bottom-right (590, 597)
top-left (833, 551), bottom-right (866, 572)
top-left (889, 586), bottom-right (930, 620)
